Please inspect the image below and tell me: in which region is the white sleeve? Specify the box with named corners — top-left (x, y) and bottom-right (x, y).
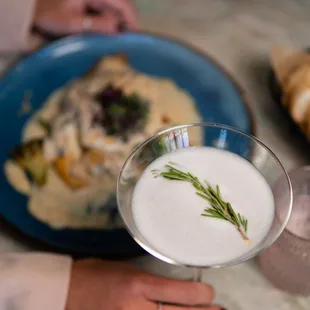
top-left (0, 253), bottom-right (72, 310)
top-left (0, 0), bottom-right (37, 51)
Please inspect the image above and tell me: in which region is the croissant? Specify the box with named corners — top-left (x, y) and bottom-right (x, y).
top-left (271, 46), bottom-right (310, 140)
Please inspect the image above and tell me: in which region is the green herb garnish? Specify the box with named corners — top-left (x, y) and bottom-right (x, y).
top-left (153, 163), bottom-right (250, 241)
top-left (95, 85), bottom-right (149, 141)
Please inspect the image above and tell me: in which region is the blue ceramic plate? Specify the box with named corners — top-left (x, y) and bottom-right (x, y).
top-left (0, 33), bottom-right (253, 257)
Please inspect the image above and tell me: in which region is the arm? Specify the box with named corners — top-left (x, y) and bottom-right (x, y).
top-left (0, 253), bottom-right (72, 310)
top-left (0, 0), bottom-right (37, 51)
top-left (0, 255), bottom-right (221, 310)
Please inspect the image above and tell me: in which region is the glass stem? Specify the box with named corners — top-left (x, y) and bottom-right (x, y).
top-left (192, 268), bottom-right (203, 282)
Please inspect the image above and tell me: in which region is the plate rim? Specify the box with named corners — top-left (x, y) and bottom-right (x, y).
top-left (0, 31), bottom-right (256, 255)
top-left (0, 31), bottom-right (256, 136)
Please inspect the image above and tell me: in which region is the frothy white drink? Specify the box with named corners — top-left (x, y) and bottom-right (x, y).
top-left (132, 147), bottom-right (275, 266)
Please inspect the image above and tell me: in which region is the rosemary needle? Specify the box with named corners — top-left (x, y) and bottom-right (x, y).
top-left (153, 163), bottom-right (250, 241)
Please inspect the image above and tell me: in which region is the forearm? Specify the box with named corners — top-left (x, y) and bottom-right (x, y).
top-left (0, 253), bottom-right (72, 310)
top-left (0, 0), bottom-right (36, 51)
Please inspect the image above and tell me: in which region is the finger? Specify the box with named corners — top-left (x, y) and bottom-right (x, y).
top-left (90, 12), bottom-right (123, 34)
top-left (87, 0), bottom-right (138, 29)
top-left (126, 300), bottom-right (225, 310)
top-left (35, 11), bottom-right (86, 35)
top-left (148, 302), bottom-right (224, 310)
top-left (163, 306), bottom-right (224, 310)
top-left (63, 0), bottom-right (86, 13)
top-left (37, 11), bottom-right (122, 35)
top-left (127, 299), bottom-right (156, 310)
top-left (143, 276), bottom-right (215, 306)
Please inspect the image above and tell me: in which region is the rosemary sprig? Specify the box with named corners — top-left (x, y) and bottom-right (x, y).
top-left (152, 163), bottom-right (250, 241)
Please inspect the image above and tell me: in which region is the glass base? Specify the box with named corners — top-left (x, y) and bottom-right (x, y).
top-left (192, 268), bottom-right (203, 282)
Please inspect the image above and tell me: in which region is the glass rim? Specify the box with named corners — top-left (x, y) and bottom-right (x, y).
top-left (117, 122), bottom-right (293, 268)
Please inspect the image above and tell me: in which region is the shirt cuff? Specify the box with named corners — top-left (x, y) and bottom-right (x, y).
top-left (0, 253), bottom-right (72, 310)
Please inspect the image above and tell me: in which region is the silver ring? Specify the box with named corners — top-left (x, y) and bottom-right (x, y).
top-left (82, 16), bottom-right (93, 31)
top-left (157, 302), bottom-right (163, 310)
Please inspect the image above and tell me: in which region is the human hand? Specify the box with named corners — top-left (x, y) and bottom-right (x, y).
top-left (33, 0), bottom-right (137, 36)
top-left (65, 259), bottom-right (225, 310)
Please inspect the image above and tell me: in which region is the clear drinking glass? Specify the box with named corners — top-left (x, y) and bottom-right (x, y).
top-left (117, 123), bottom-right (293, 281)
top-left (259, 166), bottom-right (310, 295)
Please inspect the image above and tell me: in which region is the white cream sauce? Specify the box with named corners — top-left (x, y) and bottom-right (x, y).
top-left (5, 59), bottom-right (201, 229)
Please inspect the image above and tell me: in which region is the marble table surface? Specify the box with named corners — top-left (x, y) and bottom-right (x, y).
top-left (1, 0), bottom-right (310, 309)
